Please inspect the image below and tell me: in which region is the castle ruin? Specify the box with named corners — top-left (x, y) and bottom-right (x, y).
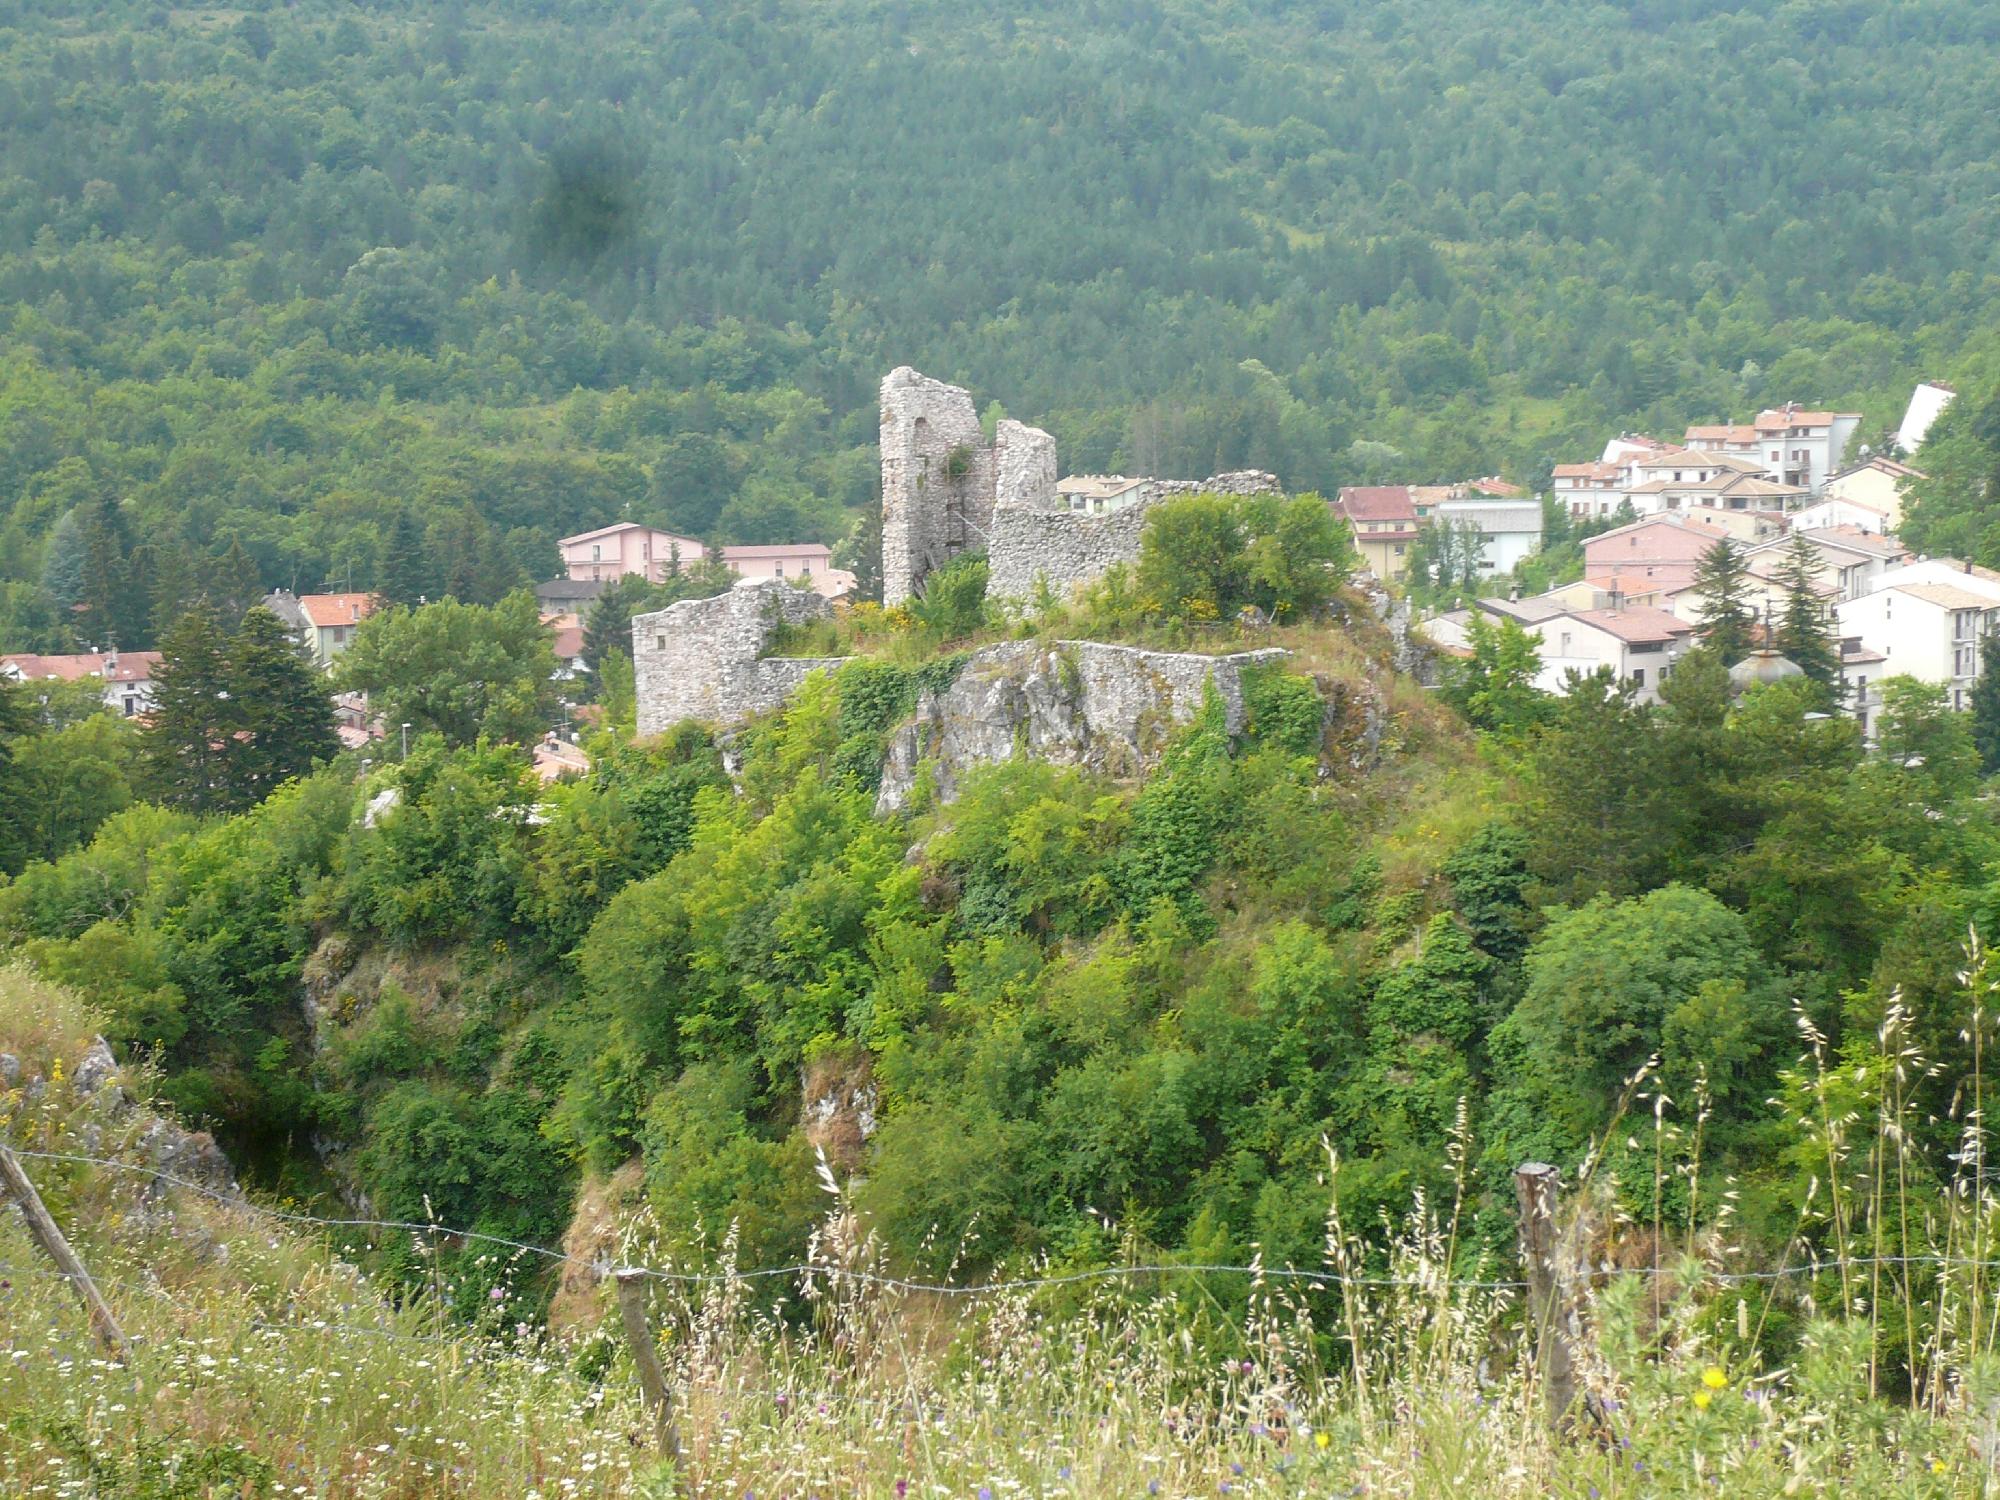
top-left (632, 579), bottom-right (847, 736)
top-left (879, 366), bottom-right (1281, 609)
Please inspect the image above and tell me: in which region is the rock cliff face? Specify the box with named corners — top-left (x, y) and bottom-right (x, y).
top-left (876, 639), bottom-right (1290, 813)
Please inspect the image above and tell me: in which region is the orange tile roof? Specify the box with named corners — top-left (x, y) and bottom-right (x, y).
top-left (298, 593), bottom-right (376, 629)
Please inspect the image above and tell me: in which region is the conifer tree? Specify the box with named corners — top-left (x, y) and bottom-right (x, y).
top-left (226, 606), bottom-right (339, 801)
top-left (1971, 628), bottom-right (2000, 776)
top-left (582, 573), bottom-right (658, 676)
top-left (1771, 533), bottom-right (1839, 686)
top-left (379, 510), bottom-right (434, 607)
top-left (1690, 538), bottom-right (1755, 665)
top-left (145, 603), bottom-right (236, 812)
top-left (147, 540), bottom-right (205, 647)
top-left (212, 536), bottom-right (265, 626)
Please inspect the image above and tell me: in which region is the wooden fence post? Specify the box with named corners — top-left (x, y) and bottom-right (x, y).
top-left (613, 1267), bottom-right (681, 1464)
top-left (1514, 1160), bottom-right (1577, 1431)
top-left (0, 1143), bottom-right (131, 1364)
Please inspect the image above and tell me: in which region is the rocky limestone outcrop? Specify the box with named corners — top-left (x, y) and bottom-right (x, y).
top-left (876, 639), bottom-right (1290, 813)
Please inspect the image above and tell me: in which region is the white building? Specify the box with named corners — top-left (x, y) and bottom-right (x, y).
top-left (1526, 606), bottom-right (1694, 704)
top-left (1430, 496), bottom-right (1543, 575)
top-left (1552, 461), bottom-right (1625, 520)
top-left (1684, 405), bottom-right (1863, 492)
top-left (1896, 381), bottom-right (1956, 456)
top-left (1833, 560), bottom-right (2000, 712)
top-left (1057, 475), bottom-right (1151, 515)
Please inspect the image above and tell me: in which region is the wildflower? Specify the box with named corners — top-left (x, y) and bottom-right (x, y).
top-left (1700, 1367), bottom-right (1728, 1390)
top-left (1693, 1391), bottom-right (1712, 1411)
top-left (1932, 1460), bottom-right (1947, 1474)
top-left (490, 1287), bottom-right (506, 1301)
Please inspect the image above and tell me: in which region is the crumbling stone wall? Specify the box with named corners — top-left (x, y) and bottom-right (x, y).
top-left (633, 579), bottom-right (847, 735)
top-left (984, 469), bottom-right (1285, 607)
top-left (876, 640), bottom-right (1290, 812)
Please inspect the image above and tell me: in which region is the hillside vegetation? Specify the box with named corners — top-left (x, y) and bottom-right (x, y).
top-left (5, 964), bottom-right (1997, 1498)
top-left (9, 0), bottom-right (2000, 649)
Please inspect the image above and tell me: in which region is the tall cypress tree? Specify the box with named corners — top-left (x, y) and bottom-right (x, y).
top-left (211, 536), bottom-right (265, 626)
top-left (1771, 533), bottom-right (1839, 687)
top-left (1689, 538), bottom-right (1756, 665)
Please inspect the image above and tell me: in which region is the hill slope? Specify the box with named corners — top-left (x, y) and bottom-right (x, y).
top-left (7, 0), bottom-right (2000, 648)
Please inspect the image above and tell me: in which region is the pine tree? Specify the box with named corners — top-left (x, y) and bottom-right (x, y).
top-left (212, 536), bottom-right (265, 626)
top-left (582, 573), bottom-right (657, 676)
top-left (76, 495), bottom-right (140, 648)
top-left (1690, 538), bottom-right (1756, 665)
top-left (225, 606), bottom-right (338, 802)
top-left (1771, 533), bottom-right (1839, 687)
top-left (147, 540), bottom-right (205, 647)
top-left (40, 508), bottom-right (88, 617)
top-left (1971, 628), bottom-right (2000, 775)
top-left (379, 510), bottom-right (433, 607)
top-left (144, 604), bottom-right (236, 812)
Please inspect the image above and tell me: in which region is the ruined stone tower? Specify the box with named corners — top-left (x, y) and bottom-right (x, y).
top-left (879, 367), bottom-right (1056, 605)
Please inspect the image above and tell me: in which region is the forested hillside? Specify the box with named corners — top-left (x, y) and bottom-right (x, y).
top-left (7, 0), bottom-right (2000, 652)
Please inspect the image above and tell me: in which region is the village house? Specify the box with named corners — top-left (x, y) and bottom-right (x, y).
top-left (1833, 560), bottom-right (2000, 712)
top-left (556, 522), bottom-right (707, 584)
top-left (1057, 475), bottom-right (1150, 514)
top-left (1684, 405), bottom-right (1863, 492)
top-left (1744, 527), bottom-right (1907, 605)
top-left (1552, 461), bottom-right (1625, 520)
top-left (1813, 455), bottom-right (1921, 532)
top-left (1581, 515), bottom-right (1720, 593)
top-left (718, 543), bottom-right (856, 600)
top-left (555, 526), bottom-right (853, 599)
top-left (1334, 486), bottom-right (1421, 578)
top-left (1523, 605), bottom-right (1695, 704)
top-left (0, 650), bottom-right (162, 718)
top-left (1429, 495), bottom-right (1543, 575)
top-left (264, 591), bottom-right (376, 669)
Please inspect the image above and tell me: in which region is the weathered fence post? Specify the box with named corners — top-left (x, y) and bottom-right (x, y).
top-left (1514, 1161), bottom-right (1577, 1431)
top-left (0, 1143), bottom-right (131, 1363)
top-left (613, 1267), bottom-right (682, 1464)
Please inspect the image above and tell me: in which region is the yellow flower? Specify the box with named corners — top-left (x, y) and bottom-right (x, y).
top-left (1701, 1366), bottom-right (1729, 1390)
top-left (1932, 1459), bottom-right (1947, 1474)
top-left (1692, 1390), bottom-right (1712, 1411)
top-left (1315, 1432), bottom-right (1331, 1451)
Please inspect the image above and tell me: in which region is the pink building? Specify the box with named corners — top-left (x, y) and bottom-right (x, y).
top-left (557, 523), bottom-right (708, 584)
top-left (718, 543), bottom-right (855, 600)
top-left (1582, 515), bottom-right (1722, 593)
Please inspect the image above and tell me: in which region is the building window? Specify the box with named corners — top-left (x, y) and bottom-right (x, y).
top-left (592, 544), bottom-right (602, 561)
top-left (1631, 668), bottom-right (1646, 688)
top-left (775, 561), bottom-right (785, 576)
top-left (654, 635), bottom-right (666, 652)
top-left (1393, 543), bottom-right (1405, 556)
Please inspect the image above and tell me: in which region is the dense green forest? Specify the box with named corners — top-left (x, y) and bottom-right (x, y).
top-left (7, 0), bottom-right (2000, 652)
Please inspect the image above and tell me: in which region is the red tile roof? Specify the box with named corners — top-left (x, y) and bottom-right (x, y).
top-left (1, 650), bottom-right (161, 683)
top-left (1335, 486), bottom-right (1418, 522)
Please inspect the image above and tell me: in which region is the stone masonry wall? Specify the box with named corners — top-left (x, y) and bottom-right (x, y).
top-left (984, 469), bottom-right (1285, 607)
top-left (876, 640), bottom-right (1290, 813)
top-left (633, 579), bottom-right (847, 736)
